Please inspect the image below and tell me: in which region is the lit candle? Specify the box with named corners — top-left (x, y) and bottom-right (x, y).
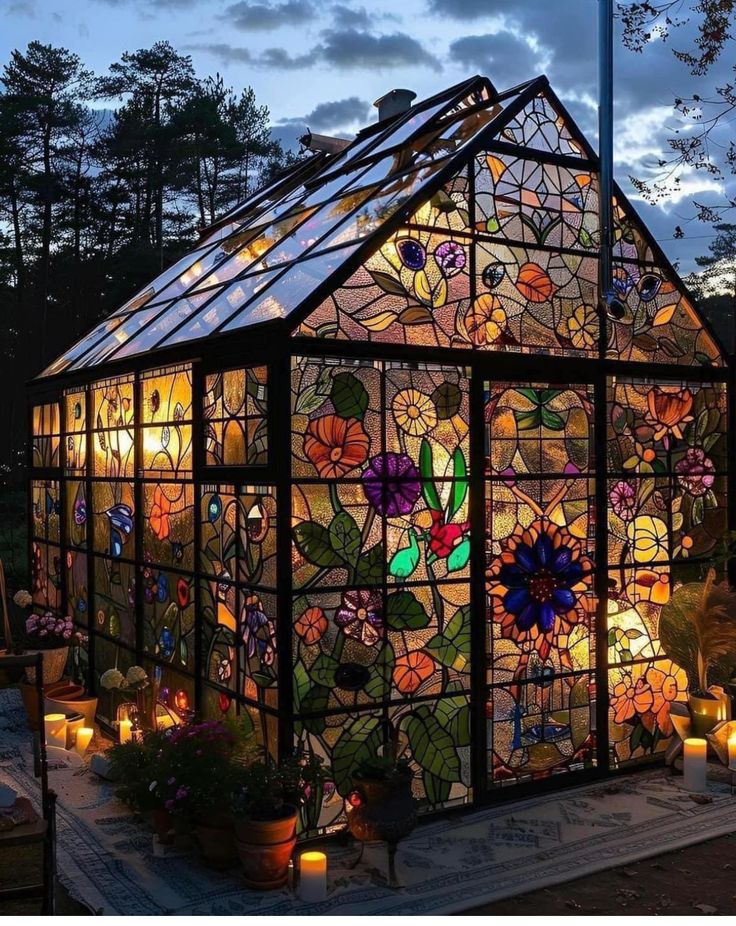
top-left (119, 719), bottom-right (133, 744)
top-left (683, 737), bottom-right (707, 792)
top-left (299, 851), bottom-right (327, 902)
top-left (75, 727), bottom-right (94, 756)
top-left (44, 713), bottom-right (67, 749)
top-left (728, 732), bottom-right (736, 771)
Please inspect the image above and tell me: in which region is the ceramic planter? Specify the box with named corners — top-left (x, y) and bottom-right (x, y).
top-left (45, 693), bottom-right (98, 728)
top-left (234, 807), bottom-right (297, 890)
top-left (24, 647), bottom-right (69, 685)
top-left (193, 815), bottom-right (237, 869)
top-left (689, 691), bottom-right (728, 737)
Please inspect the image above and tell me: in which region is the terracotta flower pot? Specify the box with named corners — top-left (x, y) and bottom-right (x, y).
top-left (24, 647), bottom-right (69, 685)
top-left (690, 691), bottom-right (728, 737)
top-left (45, 693), bottom-right (98, 728)
top-left (19, 678), bottom-right (71, 730)
top-left (193, 816), bottom-right (237, 869)
top-left (234, 807), bottom-right (297, 890)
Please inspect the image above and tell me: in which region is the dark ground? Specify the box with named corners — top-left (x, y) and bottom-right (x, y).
top-left (2, 833), bottom-right (736, 915)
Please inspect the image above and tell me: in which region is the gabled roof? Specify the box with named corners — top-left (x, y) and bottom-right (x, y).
top-left (41, 74), bottom-right (725, 377)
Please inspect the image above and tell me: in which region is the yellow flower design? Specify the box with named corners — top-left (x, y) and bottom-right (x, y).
top-left (392, 389), bottom-right (438, 436)
top-left (627, 515), bottom-right (668, 563)
top-left (568, 304), bottom-right (597, 350)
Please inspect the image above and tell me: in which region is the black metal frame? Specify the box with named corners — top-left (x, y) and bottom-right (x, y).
top-left (24, 72), bottom-right (734, 814)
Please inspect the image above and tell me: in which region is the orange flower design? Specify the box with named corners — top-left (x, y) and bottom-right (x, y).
top-left (643, 660), bottom-right (687, 736)
top-left (610, 672), bottom-right (654, 725)
top-left (463, 294), bottom-right (507, 346)
top-left (149, 486), bottom-right (171, 541)
top-left (393, 650), bottom-right (435, 694)
top-left (294, 606), bottom-right (328, 645)
top-left (303, 414), bottom-right (369, 478)
top-left (645, 386), bottom-right (694, 443)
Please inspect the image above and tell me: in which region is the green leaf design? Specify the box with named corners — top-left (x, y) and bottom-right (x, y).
top-left (330, 371), bottom-right (369, 420)
top-left (251, 670), bottom-right (277, 689)
top-left (329, 510), bottom-right (361, 565)
top-left (369, 269), bottom-right (409, 297)
top-left (388, 531), bottom-right (420, 580)
top-left (309, 653), bottom-right (339, 688)
top-left (426, 606), bottom-right (471, 672)
top-left (447, 448), bottom-right (468, 519)
top-left (294, 521), bottom-right (344, 567)
top-left (364, 643), bottom-right (394, 699)
top-left (540, 407), bottom-right (565, 430)
top-left (515, 409), bottom-right (541, 430)
top-left (385, 590), bottom-right (430, 630)
top-left (423, 770), bottom-right (451, 806)
top-left (293, 659), bottom-right (312, 710)
top-left (419, 439), bottom-right (442, 511)
top-left (332, 714), bottom-right (384, 795)
top-left (692, 495), bottom-right (705, 527)
top-left (447, 537), bottom-right (470, 573)
top-left (402, 705), bottom-right (461, 782)
top-left (295, 383), bottom-right (329, 415)
top-left (355, 543), bottom-right (384, 584)
top-left (434, 695), bottom-right (471, 747)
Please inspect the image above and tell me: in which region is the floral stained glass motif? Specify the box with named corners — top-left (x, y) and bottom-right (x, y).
top-left (32, 541), bottom-right (61, 611)
top-left (91, 481), bottom-right (135, 560)
top-left (485, 382), bottom-right (596, 785)
top-left (91, 376), bottom-right (135, 478)
top-left (141, 365), bottom-right (193, 477)
top-left (32, 403), bottom-right (61, 468)
top-left (142, 567), bottom-right (195, 673)
top-left (65, 549), bottom-right (88, 625)
top-left (64, 389), bottom-right (87, 473)
top-left (199, 484), bottom-right (278, 710)
top-left (606, 377), bottom-right (727, 765)
top-left (143, 483), bottom-right (195, 571)
top-left (93, 557), bottom-right (135, 646)
top-left (204, 366), bottom-right (268, 466)
top-left (32, 480), bottom-right (60, 544)
top-left (499, 92), bottom-right (585, 157)
top-left (292, 356), bottom-right (471, 818)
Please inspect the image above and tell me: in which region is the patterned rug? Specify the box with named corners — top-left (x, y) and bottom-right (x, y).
top-left (2, 688), bottom-right (736, 916)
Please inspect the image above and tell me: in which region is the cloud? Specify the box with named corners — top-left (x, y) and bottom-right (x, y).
top-left (449, 31), bottom-right (542, 87)
top-left (318, 28), bottom-right (441, 70)
top-left (330, 3), bottom-right (371, 29)
top-left (221, 0), bottom-right (316, 31)
top-left (277, 95), bottom-right (370, 131)
top-left (5, 0), bottom-right (36, 15)
top-left (188, 27), bottom-right (440, 72)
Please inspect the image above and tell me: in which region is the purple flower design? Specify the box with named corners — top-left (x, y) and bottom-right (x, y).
top-left (675, 448), bottom-right (715, 497)
top-left (362, 453), bottom-right (420, 517)
top-left (335, 589), bottom-right (383, 646)
top-left (240, 595), bottom-right (275, 667)
top-left (609, 480), bottom-right (637, 521)
top-left (73, 497), bottom-right (87, 526)
top-left (434, 241), bottom-right (466, 276)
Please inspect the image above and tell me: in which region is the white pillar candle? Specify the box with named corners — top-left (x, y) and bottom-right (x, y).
top-left (75, 727), bottom-right (94, 756)
top-left (683, 737), bottom-right (707, 792)
top-left (119, 719), bottom-right (133, 744)
top-left (728, 732), bottom-right (736, 771)
top-left (299, 851), bottom-right (327, 902)
top-left (44, 713), bottom-right (67, 749)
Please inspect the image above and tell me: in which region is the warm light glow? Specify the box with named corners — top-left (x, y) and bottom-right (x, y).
top-left (44, 713), bottom-right (67, 749)
top-left (728, 732), bottom-right (736, 771)
top-left (75, 727), bottom-right (94, 755)
top-left (299, 851), bottom-right (327, 902)
top-left (119, 719), bottom-right (133, 744)
top-left (683, 737), bottom-right (707, 792)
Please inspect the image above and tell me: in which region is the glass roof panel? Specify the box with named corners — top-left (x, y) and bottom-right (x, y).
top-left (109, 287), bottom-right (227, 361)
top-left (221, 244), bottom-right (360, 333)
top-left (41, 315), bottom-right (131, 376)
top-left (159, 270), bottom-right (283, 347)
top-left (72, 301), bottom-right (176, 370)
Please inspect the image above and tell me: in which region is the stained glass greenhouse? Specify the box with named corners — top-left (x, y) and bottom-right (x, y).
top-left (29, 75), bottom-right (733, 823)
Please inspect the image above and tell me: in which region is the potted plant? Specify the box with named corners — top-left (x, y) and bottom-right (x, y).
top-left (231, 758), bottom-right (299, 890)
top-left (346, 754), bottom-right (417, 886)
top-left (161, 720), bottom-right (239, 868)
top-left (660, 568), bottom-right (736, 736)
top-left (108, 728), bottom-right (175, 843)
top-left (21, 609), bottom-right (76, 685)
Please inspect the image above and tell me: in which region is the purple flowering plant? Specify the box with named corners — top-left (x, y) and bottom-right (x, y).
top-left (23, 611), bottom-right (79, 650)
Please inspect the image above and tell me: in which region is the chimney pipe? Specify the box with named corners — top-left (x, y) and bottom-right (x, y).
top-left (299, 131), bottom-right (352, 154)
top-left (373, 88), bottom-right (416, 122)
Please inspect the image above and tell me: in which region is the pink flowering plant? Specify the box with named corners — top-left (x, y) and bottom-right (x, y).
top-left (23, 611), bottom-right (78, 650)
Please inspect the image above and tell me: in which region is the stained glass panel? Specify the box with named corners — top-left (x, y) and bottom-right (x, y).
top-left (32, 542), bottom-right (61, 611)
top-left (142, 567), bottom-right (195, 673)
top-left (141, 365), bottom-right (193, 478)
top-left (64, 389), bottom-right (87, 473)
top-left (485, 382), bottom-right (596, 785)
top-left (204, 366), bottom-right (268, 466)
top-left (91, 481), bottom-right (135, 559)
top-left (93, 556), bottom-right (136, 646)
top-left (32, 403), bottom-right (60, 468)
top-left (291, 356), bottom-right (471, 812)
top-left (91, 376), bottom-right (135, 478)
top-left (31, 480), bottom-right (60, 543)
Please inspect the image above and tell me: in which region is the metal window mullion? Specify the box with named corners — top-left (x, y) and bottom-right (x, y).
top-left (134, 372), bottom-right (144, 666)
top-left (594, 370), bottom-right (610, 772)
top-left (192, 361), bottom-right (205, 714)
